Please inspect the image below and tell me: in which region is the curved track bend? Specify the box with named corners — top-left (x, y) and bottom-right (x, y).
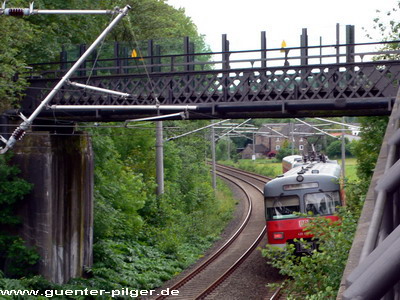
top-left (150, 164), bottom-right (270, 300)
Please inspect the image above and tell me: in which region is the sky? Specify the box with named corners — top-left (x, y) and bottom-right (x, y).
top-left (167, 0), bottom-right (399, 52)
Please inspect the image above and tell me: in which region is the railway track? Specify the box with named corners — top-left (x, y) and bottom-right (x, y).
top-left (151, 164), bottom-right (270, 299)
top-left (214, 163), bottom-right (272, 186)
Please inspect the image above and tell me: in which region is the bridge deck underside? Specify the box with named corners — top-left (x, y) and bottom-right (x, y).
top-left (23, 61), bottom-right (400, 121)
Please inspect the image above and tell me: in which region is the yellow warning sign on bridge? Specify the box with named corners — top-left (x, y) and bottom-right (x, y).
top-left (280, 40), bottom-right (287, 52)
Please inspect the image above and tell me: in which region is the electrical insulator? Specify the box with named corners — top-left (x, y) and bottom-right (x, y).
top-left (12, 128), bottom-right (26, 140)
top-left (5, 8), bottom-right (30, 16)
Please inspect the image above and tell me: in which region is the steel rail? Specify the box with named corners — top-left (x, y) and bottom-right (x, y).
top-left (154, 170), bottom-right (254, 300)
top-left (269, 281), bottom-right (289, 300)
top-left (194, 166), bottom-right (268, 299)
top-left (195, 226), bottom-right (266, 299)
top-left (269, 286), bottom-right (283, 300)
top-left (154, 164), bottom-right (270, 299)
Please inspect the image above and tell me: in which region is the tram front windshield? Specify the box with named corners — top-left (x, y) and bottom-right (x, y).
top-left (305, 191), bottom-right (341, 216)
top-left (266, 195), bottom-right (300, 220)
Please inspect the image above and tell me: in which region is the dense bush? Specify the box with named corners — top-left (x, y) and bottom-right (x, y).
top-left (0, 154), bottom-right (36, 278)
top-left (352, 116), bottom-right (388, 188)
top-left (276, 141), bottom-right (298, 161)
top-left (326, 138), bottom-right (354, 158)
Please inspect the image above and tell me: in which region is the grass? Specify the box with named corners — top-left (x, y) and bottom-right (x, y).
top-left (219, 159), bottom-right (281, 178)
top-left (336, 157), bottom-right (358, 182)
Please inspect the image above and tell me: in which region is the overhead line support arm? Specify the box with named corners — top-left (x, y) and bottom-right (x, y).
top-left (0, 2), bottom-right (117, 16)
top-left (0, 4), bottom-right (131, 154)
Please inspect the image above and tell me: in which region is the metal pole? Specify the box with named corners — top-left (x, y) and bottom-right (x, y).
top-left (291, 120), bottom-right (295, 155)
top-left (156, 121), bottom-right (164, 195)
top-left (336, 23), bottom-right (340, 64)
top-left (341, 116), bottom-right (346, 179)
top-left (68, 81), bottom-right (130, 98)
top-left (300, 28), bottom-right (308, 66)
top-left (0, 5), bottom-right (131, 154)
top-left (346, 25), bottom-right (355, 63)
top-left (222, 34), bottom-right (230, 70)
top-left (227, 137), bottom-right (231, 160)
top-left (319, 36), bottom-right (322, 65)
top-left (300, 28), bottom-right (308, 90)
top-left (261, 31), bottom-right (267, 69)
top-left (252, 132), bottom-right (256, 161)
top-left (51, 104), bottom-right (197, 111)
top-left (34, 10), bottom-right (114, 15)
top-left (125, 112), bottom-right (185, 124)
top-left (211, 122), bottom-right (217, 191)
top-left (1, 7), bottom-right (115, 16)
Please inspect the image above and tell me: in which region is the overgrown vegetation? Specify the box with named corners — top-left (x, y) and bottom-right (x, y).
top-left (88, 121), bottom-right (237, 260)
top-left (352, 116), bottom-right (389, 190)
top-left (0, 154), bottom-right (36, 278)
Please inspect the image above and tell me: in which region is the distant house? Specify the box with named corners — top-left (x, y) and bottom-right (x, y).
top-left (256, 123), bottom-right (311, 153)
top-left (241, 144), bottom-right (269, 159)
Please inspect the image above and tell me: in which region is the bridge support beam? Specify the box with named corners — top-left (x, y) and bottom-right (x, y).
top-left (11, 132), bottom-right (93, 284)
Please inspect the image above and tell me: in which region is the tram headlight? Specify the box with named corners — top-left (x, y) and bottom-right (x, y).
top-left (273, 232), bottom-right (285, 240)
top-left (296, 175), bottom-right (304, 182)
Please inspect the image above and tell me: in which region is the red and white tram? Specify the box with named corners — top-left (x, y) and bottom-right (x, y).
top-left (264, 156), bottom-right (342, 254)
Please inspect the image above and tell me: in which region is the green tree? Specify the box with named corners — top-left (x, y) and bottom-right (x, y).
top-left (352, 116), bottom-right (388, 189)
top-left (326, 138), bottom-right (353, 158)
top-left (0, 154), bottom-right (36, 278)
top-left (0, 15), bottom-right (37, 112)
top-left (276, 140), bottom-right (296, 161)
top-left (216, 138), bottom-right (238, 161)
top-left (89, 128), bottom-right (148, 241)
top-left (367, 1), bottom-right (400, 42)
top-left (0, 0), bottom-right (209, 111)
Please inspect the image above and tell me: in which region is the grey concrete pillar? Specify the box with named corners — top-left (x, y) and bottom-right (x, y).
top-left (11, 132), bottom-right (93, 284)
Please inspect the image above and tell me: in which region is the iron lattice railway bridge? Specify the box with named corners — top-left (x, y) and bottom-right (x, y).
top-left (16, 30), bottom-right (400, 125)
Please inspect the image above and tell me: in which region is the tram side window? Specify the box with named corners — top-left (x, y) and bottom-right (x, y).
top-left (266, 195), bottom-right (300, 220)
top-left (304, 191), bottom-right (341, 216)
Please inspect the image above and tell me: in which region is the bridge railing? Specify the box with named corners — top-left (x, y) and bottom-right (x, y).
top-left (20, 37), bottom-right (400, 118)
top-left (338, 87), bottom-right (400, 299)
top-left (25, 40), bottom-right (400, 79)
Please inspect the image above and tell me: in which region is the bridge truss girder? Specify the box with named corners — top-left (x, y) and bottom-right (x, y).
top-left (21, 60), bottom-right (399, 122)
